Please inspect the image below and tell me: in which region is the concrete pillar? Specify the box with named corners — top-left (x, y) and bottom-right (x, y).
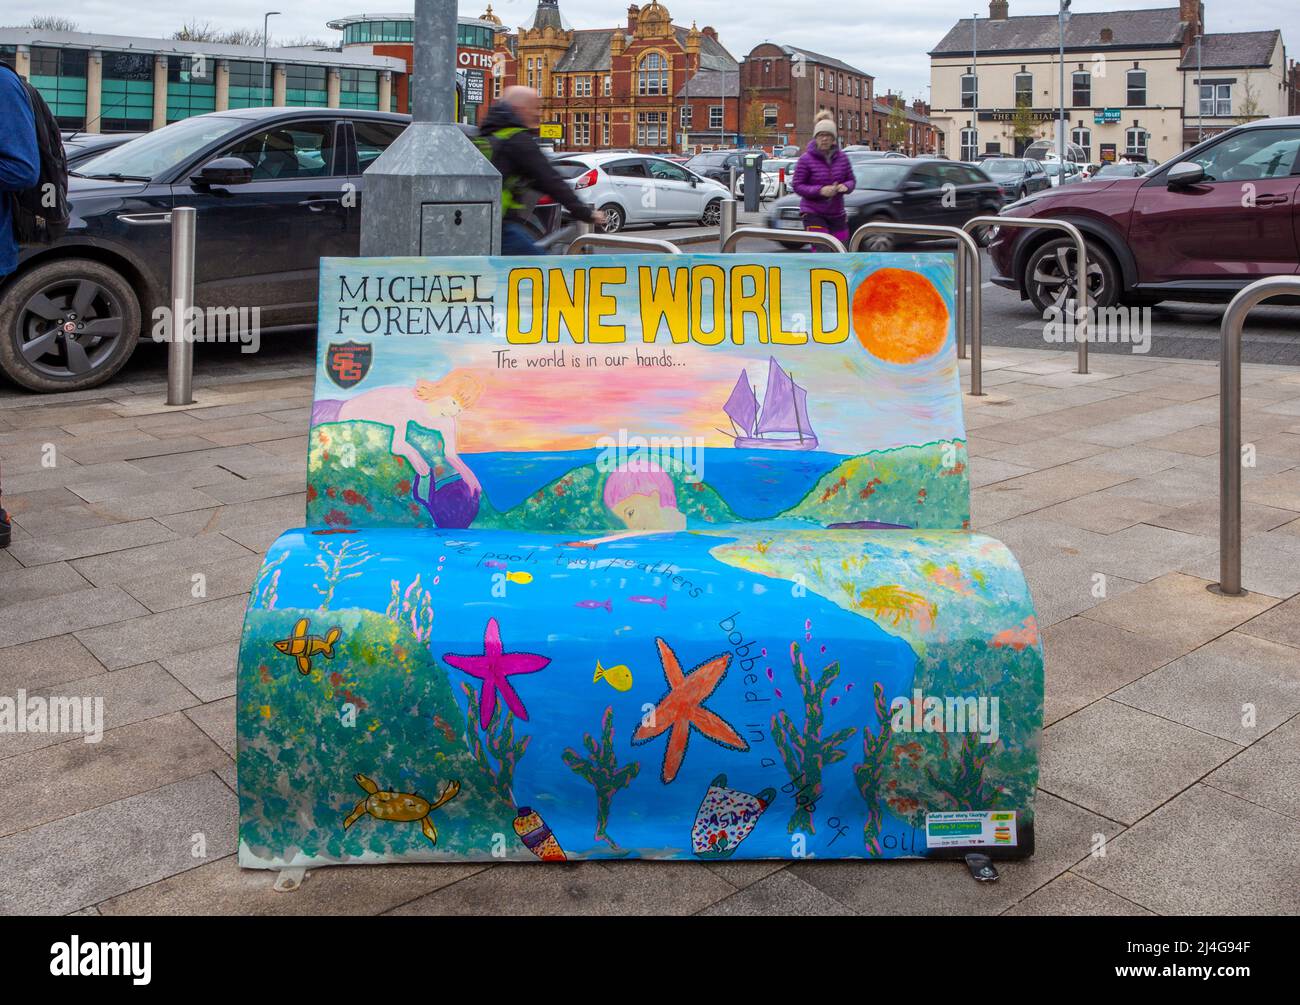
top-left (378, 70), bottom-right (393, 112)
top-left (215, 59), bottom-right (230, 111)
top-left (85, 52), bottom-right (103, 133)
top-left (152, 55), bottom-right (167, 129)
top-left (272, 64), bottom-right (287, 106)
top-left (13, 45), bottom-right (30, 79)
top-left (327, 68), bottom-right (341, 108)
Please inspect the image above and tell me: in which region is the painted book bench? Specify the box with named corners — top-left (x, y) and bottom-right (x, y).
top-left (236, 253), bottom-right (1042, 869)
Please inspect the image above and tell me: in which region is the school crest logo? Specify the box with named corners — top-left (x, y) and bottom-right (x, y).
top-left (326, 341), bottom-right (372, 388)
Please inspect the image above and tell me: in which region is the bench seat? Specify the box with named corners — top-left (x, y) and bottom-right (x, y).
top-left (237, 524), bottom-right (1040, 867)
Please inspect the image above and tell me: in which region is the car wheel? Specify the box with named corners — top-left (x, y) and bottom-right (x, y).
top-left (701, 199), bottom-right (722, 227)
top-left (599, 204), bottom-right (624, 233)
top-left (1023, 237), bottom-right (1119, 315)
top-left (969, 224), bottom-right (996, 247)
top-left (855, 218), bottom-right (895, 252)
top-left (0, 259), bottom-right (141, 393)
top-left (778, 241), bottom-right (806, 251)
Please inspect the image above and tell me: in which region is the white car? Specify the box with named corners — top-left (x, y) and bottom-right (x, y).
top-left (736, 158), bottom-right (797, 200)
top-left (552, 153), bottom-right (730, 232)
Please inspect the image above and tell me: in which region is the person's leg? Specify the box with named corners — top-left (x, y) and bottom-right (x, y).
top-left (800, 213), bottom-right (833, 252)
top-left (829, 215), bottom-right (849, 248)
top-left (500, 220), bottom-right (545, 256)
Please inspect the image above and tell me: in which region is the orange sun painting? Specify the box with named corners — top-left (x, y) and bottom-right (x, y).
top-left (851, 268), bottom-right (950, 365)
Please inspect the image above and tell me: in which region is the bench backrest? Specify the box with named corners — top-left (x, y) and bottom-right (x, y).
top-left (306, 253), bottom-right (969, 534)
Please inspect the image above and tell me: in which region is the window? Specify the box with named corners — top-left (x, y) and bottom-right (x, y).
top-left (221, 121), bottom-right (336, 179)
top-left (1200, 83), bottom-right (1232, 117)
top-left (818, 69), bottom-right (824, 89)
top-left (1071, 126), bottom-right (1092, 160)
top-left (1184, 126), bottom-right (1300, 181)
top-left (354, 120), bottom-right (405, 171)
top-left (100, 52), bottom-right (154, 132)
top-left (338, 68), bottom-right (379, 110)
top-left (284, 65), bottom-right (327, 107)
top-left (493, 72), bottom-right (502, 99)
top-left (680, 105), bottom-right (692, 127)
top-left (526, 58), bottom-right (534, 90)
top-left (960, 127), bottom-right (978, 161)
top-left (602, 112), bottom-right (610, 145)
top-left (603, 75), bottom-right (611, 96)
top-left (638, 52), bottom-right (667, 96)
top-left (763, 105), bottom-right (777, 129)
top-left (165, 56), bottom-right (216, 122)
top-left (637, 111), bottom-right (668, 146)
top-left (1126, 69), bottom-right (1146, 106)
top-left (573, 112), bottom-right (590, 146)
top-left (709, 105), bottom-right (723, 129)
top-left (1014, 72), bottom-right (1033, 106)
top-left (961, 74), bottom-right (977, 109)
top-left (575, 75), bottom-right (591, 97)
top-left (1072, 71), bottom-right (1091, 106)
top-left (606, 159), bottom-right (648, 178)
top-left (554, 76), bottom-right (563, 97)
top-left (1125, 127), bottom-right (1149, 157)
top-left (647, 159), bottom-right (690, 182)
top-left (28, 47), bottom-right (89, 130)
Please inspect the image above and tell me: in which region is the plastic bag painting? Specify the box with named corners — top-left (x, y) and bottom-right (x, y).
top-left (235, 253), bottom-right (1042, 867)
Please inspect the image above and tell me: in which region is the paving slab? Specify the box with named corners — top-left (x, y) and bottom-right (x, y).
top-left (1040, 617), bottom-right (1182, 725)
top-left (700, 866), bottom-right (854, 915)
top-left (1236, 594), bottom-right (1300, 650)
top-left (159, 640), bottom-right (239, 703)
top-left (788, 791), bottom-right (1122, 915)
top-left (73, 594), bottom-right (251, 670)
top-left (1083, 572), bottom-right (1277, 650)
top-left (1075, 784), bottom-right (1300, 915)
top-left (0, 634), bottom-right (106, 693)
top-left (1003, 871), bottom-right (1155, 916)
top-left (1040, 699), bottom-right (1239, 824)
top-left (1112, 631), bottom-right (1300, 746)
top-left (1018, 554), bottom-right (1139, 628)
top-left (0, 772), bottom-right (237, 915)
top-left (1032, 493), bottom-right (1172, 534)
top-left (1148, 498), bottom-right (1298, 539)
top-left (70, 534), bottom-right (253, 589)
top-left (1179, 532), bottom-right (1300, 599)
top-left (0, 562), bottom-right (92, 609)
top-left (118, 554), bottom-right (261, 614)
top-left (0, 712), bottom-right (227, 836)
top-left (1203, 715), bottom-right (1300, 821)
top-left (184, 697), bottom-right (235, 756)
top-left (1, 585), bottom-right (150, 649)
top-left (1084, 523), bottom-right (1218, 583)
top-left (7, 519), bottom-right (177, 567)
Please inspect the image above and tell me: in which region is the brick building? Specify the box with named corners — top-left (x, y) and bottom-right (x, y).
top-left (490, 0), bottom-right (740, 151)
top-left (738, 43), bottom-right (876, 150)
top-left (872, 93), bottom-right (941, 155)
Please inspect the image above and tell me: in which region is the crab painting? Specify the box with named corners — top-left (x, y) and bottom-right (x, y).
top-left (342, 773), bottom-right (461, 846)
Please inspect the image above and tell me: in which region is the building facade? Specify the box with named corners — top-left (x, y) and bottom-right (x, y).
top-left (872, 94), bottom-right (940, 154)
top-left (738, 43), bottom-right (875, 150)
top-left (930, 1), bottom-right (1287, 165)
top-left (0, 26), bottom-right (405, 134)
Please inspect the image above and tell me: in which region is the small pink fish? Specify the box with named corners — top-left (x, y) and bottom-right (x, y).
top-left (484, 560), bottom-right (507, 570)
top-left (830, 696), bottom-right (839, 706)
top-left (576, 599), bottom-right (612, 612)
top-left (765, 667), bottom-right (773, 681)
top-left (629, 595), bottom-right (667, 609)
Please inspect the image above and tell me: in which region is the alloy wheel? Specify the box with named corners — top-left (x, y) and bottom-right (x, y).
top-left (17, 278), bottom-right (125, 381)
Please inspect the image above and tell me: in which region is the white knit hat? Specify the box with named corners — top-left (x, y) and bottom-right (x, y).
top-left (813, 110), bottom-right (836, 138)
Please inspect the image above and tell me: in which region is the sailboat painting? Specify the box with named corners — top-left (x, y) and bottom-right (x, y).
top-left (723, 358), bottom-right (819, 451)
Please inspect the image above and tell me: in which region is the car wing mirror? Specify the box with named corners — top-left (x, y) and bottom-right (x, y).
top-left (191, 157), bottom-right (255, 188)
top-left (1166, 161), bottom-right (1205, 188)
top-left (901, 180), bottom-right (926, 192)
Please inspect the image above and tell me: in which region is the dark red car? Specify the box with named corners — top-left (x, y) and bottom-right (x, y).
top-left (989, 116), bottom-right (1300, 312)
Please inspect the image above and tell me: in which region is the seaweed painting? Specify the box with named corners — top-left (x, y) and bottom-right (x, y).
top-left (853, 682), bottom-right (894, 857)
top-left (461, 681), bottom-right (530, 807)
top-left (771, 642), bottom-right (856, 834)
top-left (311, 538), bottom-right (374, 608)
top-left (387, 574), bottom-right (434, 643)
top-left (562, 706), bottom-right (640, 852)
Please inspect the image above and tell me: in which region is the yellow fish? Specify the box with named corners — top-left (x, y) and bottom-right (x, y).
top-left (593, 660), bottom-right (634, 692)
top-left (505, 571), bottom-right (534, 584)
top-left (273, 617), bottom-right (342, 675)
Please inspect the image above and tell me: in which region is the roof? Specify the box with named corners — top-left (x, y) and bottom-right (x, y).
top-left (675, 67), bottom-right (739, 98)
top-left (530, 0), bottom-right (568, 33)
top-left (1179, 30), bottom-right (1281, 69)
top-left (781, 44), bottom-right (871, 78)
top-left (325, 14), bottom-right (504, 30)
top-left (552, 29), bottom-right (615, 72)
top-left (874, 101), bottom-right (930, 125)
top-left (0, 27), bottom-right (407, 69)
top-left (931, 7), bottom-right (1186, 57)
top-left (677, 26), bottom-right (738, 73)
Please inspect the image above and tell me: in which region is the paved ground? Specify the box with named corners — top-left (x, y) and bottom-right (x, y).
top-left (2, 245), bottom-right (1300, 915)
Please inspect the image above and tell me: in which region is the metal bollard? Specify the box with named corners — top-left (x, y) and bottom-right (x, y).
top-left (729, 164), bottom-right (737, 197)
top-left (719, 199), bottom-right (737, 250)
top-left (166, 207), bottom-right (196, 406)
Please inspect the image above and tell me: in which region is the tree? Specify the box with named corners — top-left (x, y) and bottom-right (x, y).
top-left (1011, 97), bottom-right (1040, 152)
top-left (741, 88), bottom-right (768, 147)
top-left (173, 21), bottom-right (268, 47)
top-left (884, 102), bottom-right (909, 152)
top-left (29, 16), bottom-right (79, 31)
top-left (1236, 71), bottom-right (1262, 124)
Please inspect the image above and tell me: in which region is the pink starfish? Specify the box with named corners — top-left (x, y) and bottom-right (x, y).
top-left (443, 618), bottom-right (550, 728)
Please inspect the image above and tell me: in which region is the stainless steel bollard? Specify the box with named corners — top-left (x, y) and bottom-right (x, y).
top-left (719, 199), bottom-right (737, 250)
top-left (166, 207), bottom-right (196, 406)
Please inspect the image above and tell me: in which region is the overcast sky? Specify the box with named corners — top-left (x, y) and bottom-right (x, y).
top-left (5, 1), bottom-right (1295, 100)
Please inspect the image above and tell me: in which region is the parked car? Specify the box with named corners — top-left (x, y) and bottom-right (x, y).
top-left (1042, 160), bottom-right (1083, 187)
top-left (1089, 161), bottom-right (1151, 179)
top-left (683, 149), bottom-right (770, 187)
top-left (988, 115), bottom-right (1300, 313)
top-left (552, 152), bottom-right (728, 233)
top-left (766, 157), bottom-right (1003, 250)
top-left (0, 107), bottom-right (561, 392)
top-left (980, 157), bottom-right (1053, 201)
top-left (843, 147), bottom-right (906, 159)
top-left (63, 131), bottom-right (146, 168)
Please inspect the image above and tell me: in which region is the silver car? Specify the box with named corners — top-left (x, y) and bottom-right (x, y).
top-left (552, 152), bottom-right (730, 232)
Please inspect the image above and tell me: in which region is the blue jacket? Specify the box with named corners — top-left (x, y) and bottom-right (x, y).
top-left (0, 64), bottom-right (41, 277)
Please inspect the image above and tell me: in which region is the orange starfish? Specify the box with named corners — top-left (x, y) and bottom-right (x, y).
top-left (632, 638), bottom-right (749, 784)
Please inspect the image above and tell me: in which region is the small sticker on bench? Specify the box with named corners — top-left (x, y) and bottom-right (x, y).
top-left (925, 810), bottom-right (1018, 849)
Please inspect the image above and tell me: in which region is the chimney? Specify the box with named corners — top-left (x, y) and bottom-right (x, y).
top-left (701, 25), bottom-right (719, 42)
top-left (989, 0), bottom-right (1009, 20)
top-left (1179, 0), bottom-right (1203, 36)
top-left (627, 4), bottom-right (640, 33)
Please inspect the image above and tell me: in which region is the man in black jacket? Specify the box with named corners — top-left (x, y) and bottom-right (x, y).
top-left (476, 86), bottom-right (604, 254)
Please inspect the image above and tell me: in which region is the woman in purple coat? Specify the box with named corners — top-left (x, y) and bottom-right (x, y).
top-left (791, 110), bottom-right (856, 249)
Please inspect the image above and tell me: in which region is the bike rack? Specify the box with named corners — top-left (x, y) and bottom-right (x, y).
top-left (566, 233), bottom-right (683, 255)
top-left (1215, 276), bottom-right (1300, 597)
top-left (963, 215), bottom-right (1090, 375)
top-left (848, 222), bottom-right (984, 396)
top-left (720, 226), bottom-right (847, 254)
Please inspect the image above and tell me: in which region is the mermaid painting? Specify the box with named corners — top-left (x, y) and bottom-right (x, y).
top-left (312, 371), bottom-right (484, 528)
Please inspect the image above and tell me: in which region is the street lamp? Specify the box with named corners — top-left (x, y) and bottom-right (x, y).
top-left (1196, 33), bottom-right (1204, 142)
top-left (261, 11), bottom-right (281, 106)
top-left (1058, 0), bottom-right (1071, 159)
top-left (971, 13), bottom-right (978, 159)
